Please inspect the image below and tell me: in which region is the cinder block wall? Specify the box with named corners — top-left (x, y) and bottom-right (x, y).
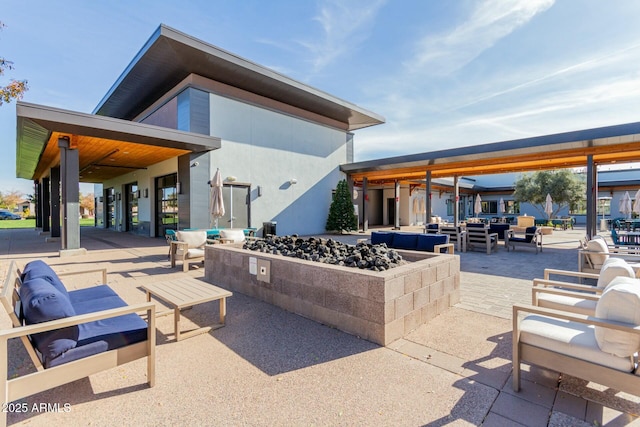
top-left (205, 245), bottom-right (460, 346)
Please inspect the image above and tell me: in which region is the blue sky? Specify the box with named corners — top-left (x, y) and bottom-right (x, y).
top-left (3, 0), bottom-right (640, 195)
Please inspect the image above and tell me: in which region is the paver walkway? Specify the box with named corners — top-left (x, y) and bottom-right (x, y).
top-left (0, 226), bottom-right (637, 426)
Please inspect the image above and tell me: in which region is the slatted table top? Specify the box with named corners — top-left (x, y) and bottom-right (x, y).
top-left (141, 277), bottom-right (232, 309)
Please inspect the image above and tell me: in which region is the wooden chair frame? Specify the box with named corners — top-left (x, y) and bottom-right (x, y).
top-left (513, 303), bottom-right (640, 396)
top-left (466, 227), bottom-right (498, 254)
top-left (0, 261), bottom-right (155, 427)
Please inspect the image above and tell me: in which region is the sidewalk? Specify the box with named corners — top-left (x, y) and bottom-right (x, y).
top-left (0, 226), bottom-right (637, 426)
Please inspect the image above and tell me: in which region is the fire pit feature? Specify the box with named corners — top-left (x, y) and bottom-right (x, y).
top-left (205, 240), bottom-right (460, 346)
top-left (243, 235), bottom-right (405, 271)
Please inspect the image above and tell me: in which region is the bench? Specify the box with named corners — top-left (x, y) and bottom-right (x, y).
top-left (466, 227), bottom-right (498, 254)
top-left (370, 231), bottom-right (454, 254)
top-left (0, 260), bottom-right (155, 425)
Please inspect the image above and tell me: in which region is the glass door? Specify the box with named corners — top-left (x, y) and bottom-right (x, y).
top-left (105, 188), bottom-right (115, 229)
top-left (155, 174), bottom-right (178, 237)
top-left (125, 182), bottom-right (138, 232)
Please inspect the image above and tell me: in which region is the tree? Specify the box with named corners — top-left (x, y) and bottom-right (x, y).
top-left (0, 22), bottom-right (28, 105)
top-left (326, 179), bottom-right (357, 232)
top-left (80, 192), bottom-right (95, 216)
top-left (513, 170), bottom-right (585, 218)
top-left (0, 190), bottom-right (24, 211)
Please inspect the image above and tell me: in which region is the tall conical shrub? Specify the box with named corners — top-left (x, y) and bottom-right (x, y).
top-left (326, 179), bottom-right (357, 232)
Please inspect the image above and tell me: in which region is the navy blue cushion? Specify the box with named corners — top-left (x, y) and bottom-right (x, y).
top-left (47, 294), bottom-right (148, 369)
top-left (20, 277), bottom-right (78, 361)
top-left (68, 285), bottom-right (118, 305)
top-left (466, 222), bottom-right (485, 228)
top-left (416, 234), bottom-right (448, 252)
top-left (426, 223), bottom-right (439, 230)
top-left (391, 233), bottom-right (419, 250)
top-left (21, 260), bottom-right (69, 298)
top-left (371, 231), bottom-right (394, 247)
top-left (489, 223), bottom-right (510, 239)
top-left (524, 227), bottom-right (537, 243)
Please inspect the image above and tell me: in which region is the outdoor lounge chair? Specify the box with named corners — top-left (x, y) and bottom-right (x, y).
top-left (466, 226), bottom-right (498, 254)
top-left (513, 278), bottom-right (640, 397)
top-left (532, 258), bottom-right (636, 316)
top-left (439, 225), bottom-right (467, 252)
top-left (170, 230), bottom-right (208, 272)
top-left (578, 236), bottom-right (640, 274)
top-left (505, 226), bottom-right (542, 253)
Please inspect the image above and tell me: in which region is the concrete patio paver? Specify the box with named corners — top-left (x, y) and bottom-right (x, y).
top-left (0, 226), bottom-right (638, 426)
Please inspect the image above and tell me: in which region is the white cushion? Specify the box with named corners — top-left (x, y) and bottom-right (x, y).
top-left (595, 277), bottom-right (640, 357)
top-left (175, 230), bottom-right (207, 249)
top-left (596, 258), bottom-right (636, 288)
top-left (185, 248), bottom-right (205, 259)
top-left (536, 294), bottom-right (597, 316)
top-left (520, 314), bottom-right (634, 372)
top-left (220, 229), bottom-right (245, 243)
top-left (586, 238), bottom-right (609, 268)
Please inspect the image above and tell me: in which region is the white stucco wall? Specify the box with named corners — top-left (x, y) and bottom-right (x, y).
top-left (207, 93), bottom-right (348, 236)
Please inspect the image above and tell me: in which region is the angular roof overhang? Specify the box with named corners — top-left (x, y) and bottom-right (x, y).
top-left (16, 101), bottom-right (221, 182)
top-left (342, 121), bottom-right (640, 185)
top-left (93, 24), bottom-right (384, 131)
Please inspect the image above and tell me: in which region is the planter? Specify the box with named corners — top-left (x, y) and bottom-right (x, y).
top-left (541, 226), bottom-right (553, 235)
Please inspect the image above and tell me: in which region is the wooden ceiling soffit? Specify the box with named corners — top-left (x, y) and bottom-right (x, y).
top-left (34, 132), bottom-right (189, 182)
top-left (348, 144), bottom-right (640, 184)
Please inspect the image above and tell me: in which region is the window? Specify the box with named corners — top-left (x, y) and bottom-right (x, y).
top-left (570, 200), bottom-right (586, 215)
top-left (481, 201), bottom-right (498, 215)
top-left (598, 198), bottom-right (611, 216)
top-left (506, 200), bottom-right (520, 215)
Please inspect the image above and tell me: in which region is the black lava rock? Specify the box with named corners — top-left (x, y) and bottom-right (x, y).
top-left (243, 236), bottom-right (405, 270)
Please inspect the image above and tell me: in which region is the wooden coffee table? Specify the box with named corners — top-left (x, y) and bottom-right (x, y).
top-left (142, 277), bottom-right (232, 341)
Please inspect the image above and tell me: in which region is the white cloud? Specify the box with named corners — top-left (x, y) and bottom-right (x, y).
top-left (299, 0), bottom-right (386, 74)
top-left (406, 0), bottom-right (554, 75)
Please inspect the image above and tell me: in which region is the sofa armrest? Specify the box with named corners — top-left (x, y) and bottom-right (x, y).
top-left (57, 268), bottom-right (108, 286)
top-left (532, 286), bottom-right (600, 306)
top-left (0, 302), bottom-right (156, 340)
top-left (170, 241), bottom-right (189, 261)
top-left (533, 278), bottom-right (604, 294)
top-left (543, 268), bottom-right (599, 281)
top-left (434, 243), bottom-right (454, 254)
top-left (513, 303), bottom-right (640, 333)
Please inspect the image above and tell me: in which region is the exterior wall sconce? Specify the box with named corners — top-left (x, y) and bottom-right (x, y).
top-left (176, 182), bottom-right (181, 194)
top-left (116, 193), bottom-right (121, 201)
top-left (257, 186), bottom-right (263, 196)
top-left (143, 188), bottom-right (149, 198)
top-left (289, 178), bottom-right (298, 185)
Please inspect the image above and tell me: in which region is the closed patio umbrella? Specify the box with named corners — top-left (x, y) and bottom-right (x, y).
top-left (545, 194), bottom-right (553, 219)
top-left (499, 198), bottom-right (506, 216)
top-left (209, 168), bottom-right (225, 228)
top-left (474, 194), bottom-right (482, 217)
top-left (634, 189), bottom-right (640, 216)
top-left (620, 191), bottom-right (632, 219)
